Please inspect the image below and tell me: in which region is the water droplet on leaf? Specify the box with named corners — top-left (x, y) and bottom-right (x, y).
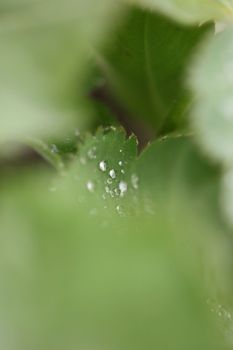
top-left (51, 144), bottom-right (59, 154)
top-left (86, 181), bottom-right (95, 192)
top-left (109, 169), bottom-right (116, 179)
top-left (99, 160), bottom-right (107, 172)
top-left (119, 181), bottom-right (127, 196)
top-left (87, 147), bottom-right (97, 160)
top-left (131, 174), bottom-right (139, 189)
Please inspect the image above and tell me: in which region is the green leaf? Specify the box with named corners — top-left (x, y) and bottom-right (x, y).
top-left (0, 0), bottom-right (122, 144)
top-left (68, 129), bottom-right (233, 307)
top-left (0, 0), bottom-right (39, 10)
top-left (0, 130), bottom-right (231, 349)
top-left (189, 25), bottom-right (233, 165)
top-left (127, 0), bottom-right (233, 24)
top-left (64, 127), bottom-right (138, 214)
top-left (97, 7), bottom-right (212, 135)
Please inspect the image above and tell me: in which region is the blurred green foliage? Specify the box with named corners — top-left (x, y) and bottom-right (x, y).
top-left (97, 6), bottom-right (213, 134)
top-left (1, 1), bottom-right (233, 349)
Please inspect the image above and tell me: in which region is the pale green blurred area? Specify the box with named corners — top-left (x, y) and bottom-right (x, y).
top-left (189, 24), bottom-right (233, 165)
top-left (0, 1), bottom-right (233, 349)
top-left (0, 172), bottom-right (222, 350)
top-left (0, 0), bottom-right (123, 144)
top-left (0, 135), bottom-right (232, 349)
top-left (189, 23), bottom-right (233, 229)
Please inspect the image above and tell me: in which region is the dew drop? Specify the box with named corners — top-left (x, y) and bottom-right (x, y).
top-left (116, 205), bottom-right (122, 214)
top-left (121, 169), bottom-right (125, 174)
top-left (86, 181), bottom-right (95, 192)
top-left (116, 204), bottom-right (124, 216)
top-left (109, 169), bottom-right (116, 179)
top-left (119, 161), bottom-right (123, 166)
top-left (51, 144), bottom-right (59, 154)
top-left (119, 181), bottom-right (127, 196)
top-left (99, 160), bottom-right (107, 172)
top-left (87, 147), bottom-right (97, 160)
top-left (131, 173), bottom-right (139, 189)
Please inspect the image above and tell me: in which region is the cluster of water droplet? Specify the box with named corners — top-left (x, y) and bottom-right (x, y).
top-left (97, 158), bottom-right (129, 200)
top-left (50, 143), bottom-right (59, 154)
top-left (47, 128), bottom-right (141, 217)
top-left (78, 142), bottom-right (140, 215)
top-left (209, 302), bottom-right (232, 320)
top-left (207, 299), bottom-right (233, 344)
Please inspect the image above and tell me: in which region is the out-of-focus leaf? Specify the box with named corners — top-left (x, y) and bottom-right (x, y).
top-left (189, 25), bottom-right (233, 230)
top-left (0, 0), bottom-right (122, 144)
top-left (62, 127), bottom-right (138, 215)
top-left (25, 138), bottom-right (65, 172)
top-left (0, 130), bottom-right (231, 349)
top-left (126, 0), bottom-right (233, 24)
top-left (0, 0), bottom-right (39, 11)
top-left (97, 7), bottom-right (212, 135)
top-left (189, 25), bottom-right (233, 165)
